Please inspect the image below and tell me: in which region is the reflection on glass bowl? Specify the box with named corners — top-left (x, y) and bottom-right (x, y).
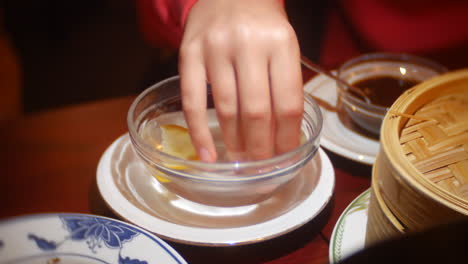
top-left (127, 76), bottom-right (323, 207)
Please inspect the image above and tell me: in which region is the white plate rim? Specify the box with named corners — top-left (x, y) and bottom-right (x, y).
top-left (0, 212), bottom-right (188, 264)
top-left (304, 74), bottom-right (379, 165)
top-left (329, 188), bottom-right (370, 263)
top-left (97, 134), bottom-right (335, 246)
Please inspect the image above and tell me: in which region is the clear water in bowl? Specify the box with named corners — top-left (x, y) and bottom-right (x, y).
top-left (140, 109), bottom-right (243, 163)
top-left (139, 108), bottom-right (310, 171)
top-left (136, 109), bottom-right (316, 207)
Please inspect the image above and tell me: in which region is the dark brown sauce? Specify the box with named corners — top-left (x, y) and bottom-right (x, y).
top-left (339, 76), bottom-right (420, 140)
top-left (352, 76), bottom-right (419, 107)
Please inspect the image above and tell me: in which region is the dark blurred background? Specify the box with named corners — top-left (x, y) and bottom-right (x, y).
top-left (0, 0), bottom-right (329, 117)
top-left (1, 0), bottom-right (175, 114)
top-left (2, 0), bottom-right (466, 120)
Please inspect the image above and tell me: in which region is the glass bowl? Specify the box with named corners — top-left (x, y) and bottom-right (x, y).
top-left (127, 76), bottom-right (323, 207)
top-left (336, 53), bottom-right (448, 138)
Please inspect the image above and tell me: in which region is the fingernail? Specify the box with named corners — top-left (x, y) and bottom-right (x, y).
top-left (199, 148), bottom-right (212, 162)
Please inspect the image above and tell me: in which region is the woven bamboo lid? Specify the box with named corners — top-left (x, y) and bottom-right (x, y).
top-left (400, 89), bottom-right (467, 203)
top-left (380, 69), bottom-right (468, 219)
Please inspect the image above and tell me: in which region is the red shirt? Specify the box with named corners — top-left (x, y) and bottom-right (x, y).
top-left (136, 0), bottom-right (197, 48)
top-left (320, 0), bottom-right (468, 69)
top-left (136, 0), bottom-right (468, 69)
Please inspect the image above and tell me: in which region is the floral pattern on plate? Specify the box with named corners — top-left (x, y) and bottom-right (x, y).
top-left (0, 213), bottom-right (187, 264)
top-left (329, 189), bottom-right (370, 263)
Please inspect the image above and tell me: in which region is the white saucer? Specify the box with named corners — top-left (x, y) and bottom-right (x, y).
top-left (304, 74), bottom-right (379, 165)
top-left (329, 189), bottom-right (370, 263)
top-left (0, 213), bottom-right (187, 264)
top-left (97, 134), bottom-right (335, 246)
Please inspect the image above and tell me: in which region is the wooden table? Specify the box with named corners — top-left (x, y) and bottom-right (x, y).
top-left (0, 73), bottom-right (371, 264)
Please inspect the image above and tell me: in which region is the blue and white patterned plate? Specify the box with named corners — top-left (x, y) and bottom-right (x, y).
top-left (0, 213), bottom-right (187, 264)
top-left (329, 189), bottom-right (370, 263)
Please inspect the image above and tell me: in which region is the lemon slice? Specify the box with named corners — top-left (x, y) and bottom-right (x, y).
top-left (160, 124), bottom-right (199, 161)
top-left (153, 124), bottom-right (198, 183)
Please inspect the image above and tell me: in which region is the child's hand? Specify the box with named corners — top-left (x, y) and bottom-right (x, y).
top-left (179, 0), bottom-right (303, 162)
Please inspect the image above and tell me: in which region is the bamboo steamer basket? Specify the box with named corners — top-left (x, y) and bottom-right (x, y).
top-left (365, 159), bottom-right (405, 246)
top-left (376, 69), bottom-right (468, 232)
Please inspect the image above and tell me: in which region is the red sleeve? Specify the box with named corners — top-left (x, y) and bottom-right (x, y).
top-left (342, 0), bottom-right (468, 52)
top-left (136, 0), bottom-right (197, 49)
top-left (136, 0), bottom-right (285, 50)
top-left (320, 0), bottom-right (468, 69)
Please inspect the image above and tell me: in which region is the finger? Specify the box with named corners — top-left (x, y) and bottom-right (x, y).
top-left (179, 45), bottom-right (217, 162)
top-left (235, 52), bottom-right (274, 160)
top-left (269, 38), bottom-right (303, 154)
top-left (206, 54), bottom-right (245, 161)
